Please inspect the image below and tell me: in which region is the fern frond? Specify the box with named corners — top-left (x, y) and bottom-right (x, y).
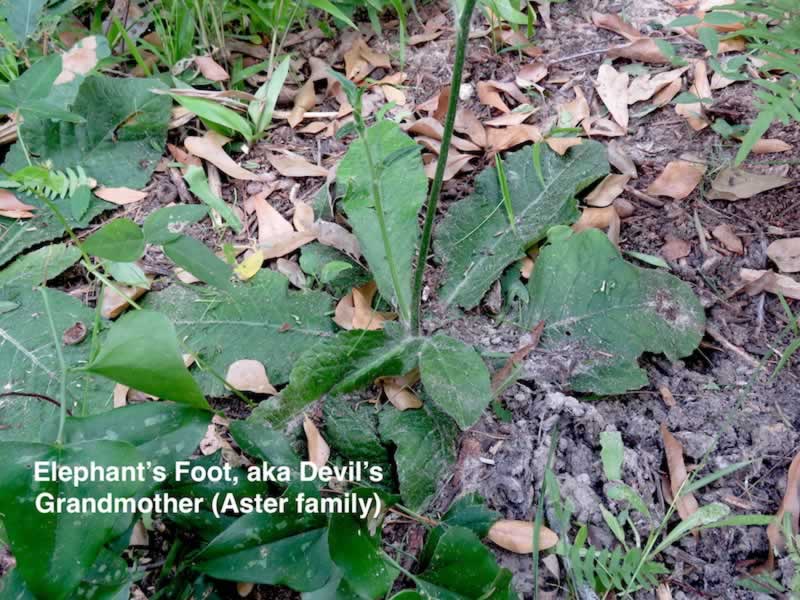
top-left (9, 164), bottom-right (95, 200)
top-left (559, 544), bottom-right (670, 595)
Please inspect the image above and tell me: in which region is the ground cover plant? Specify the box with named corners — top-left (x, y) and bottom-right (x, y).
top-left (0, 0), bottom-right (799, 598)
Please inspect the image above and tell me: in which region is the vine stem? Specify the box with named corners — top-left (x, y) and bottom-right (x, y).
top-left (410, 0), bottom-right (478, 333)
top-left (39, 288), bottom-right (68, 444)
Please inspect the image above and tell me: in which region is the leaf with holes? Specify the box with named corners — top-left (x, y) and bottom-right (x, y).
top-left (520, 228), bottom-right (705, 394)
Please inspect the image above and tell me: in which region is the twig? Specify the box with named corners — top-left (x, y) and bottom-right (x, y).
top-left (0, 392), bottom-right (72, 416)
top-left (625, 185), bottom-right (665, 208)
top-left (546, 47), bottom-right (612, 66)
top-left (705, 324), bottom-right (762, 369)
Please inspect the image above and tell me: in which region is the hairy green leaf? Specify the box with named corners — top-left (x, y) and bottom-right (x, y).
top-left (419, 334), bottom-right (492, 429)
top-left (142, 270), bottom-right (335, 397)
top-left (143, 204), bottom-right (208, 244)
top-left (379, 404), bottom-right (458, 512)
top-left (337, 120), bottom-right (427, 322)
top-left (521, 228), bottom-right (705, 394)
top-left (82, 218), bottom-right (144, 262)
top-left (435, 141), bottom-right (608, 309)
top-left (0, 243), bottom-right (80, 286)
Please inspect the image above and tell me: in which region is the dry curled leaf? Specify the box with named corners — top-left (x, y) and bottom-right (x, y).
top-left (768, 450), bottom-right (800, 555)
top-left (607, 140), bottom-right (637, 177)
top-left (237, 582), bottom-right (254, 597)
top-left (101, 283), bottom-right (148, 319)
top-left (711, 224), bottom-right (743, 255)
top-left (653, 78), bottom-right (683, 106)
top-left (195, 55), bottom-right (229, 81)
top-left (405, 117), bottom-right (482, 152)
top-left (226, 359), bottom-right (278, 395)
top-left (334, 281), bottom-right (396, 330)
top-left (0, 190), bottom-right (35, 218)
top-left (288, 80), bottom-right (316, 128)
top-left (185, 132), bottom-right (270, 181)
top-left (586, 174), bottom-right (630, 207)
top-left (707, 167), bottom-right (791, 201)
top-left (750, 138), bottom-right (792, 154)
top-left (303, 416), bottom-right (330, 467)
top-left (267, 152), bottom-right (328, 178)
top-left (591, 11), bottom-right (644, 42)
top-left (381, 370), bottom-right (423, 411)
top-left (675, 60), bottom-right (711, 131)
top-left (740, 269), bottom-right (800, 300)
top-left (627, 67), bottom-right (688, 104)
top-left (55, 36), bottom-right (103, 85)
top-left (252, 192), bottom-right (317, 258)
top-left (234, 250), bottom-right (264, 281)
top-left (62, 322), bottom-right (88, 346)
top-left (112, 384), bottom-right (129, 409)
top-left (477, 80), bottom-right (526, 114)
top-left (559, 87), bottom-right (590, 128)
top-left (486, 124), bottom-right (543, 153)
top-left (573, 206), bottom-right (620, 245)
top-left (646, 160), bottom-right (706, 200)
top-left (662, 237), bottom-right (691, 261)
top-left (545, 136), bottom-right (582, 155)
top-left (517, 61), bottom-right (548, 87)
top-left (608, 38), bottom-right (670, 64)
top-left (344, 37), bottom-right (391, 82)
top-left (94, 187), bottom-right (147, 205)
top-left (423, 151), bottom-right (474, 181)
top-left (767, 238), bottom-right (800, 273)
top-left (276, 258), bottom-right (306, 288)
top-left (487, 520), bottom-right (559, 554)
top-left (595, 64), bottom-right (629, 129)
top-left (316, 220), bottom-right (361, 258)
top-left (661, 424), bottom-right (700, 525)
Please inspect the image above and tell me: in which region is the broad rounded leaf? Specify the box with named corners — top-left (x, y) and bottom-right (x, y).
top-left (82, 218), bottom-right (144, 262)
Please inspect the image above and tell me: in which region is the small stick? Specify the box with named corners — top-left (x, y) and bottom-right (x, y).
top-left (625, 186), bottom-right (665, 208)
top-left (0, 392), bottom-right (72, 416)
top-left (705, 324), bottom-right (762, 368)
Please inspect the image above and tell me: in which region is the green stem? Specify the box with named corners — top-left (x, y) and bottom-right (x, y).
top-left (410, 0), bottom-right (477, 333)
top-left (40, 287), bottom-right (68, 444)
top-left (359, 124), bottom-right (412, 326)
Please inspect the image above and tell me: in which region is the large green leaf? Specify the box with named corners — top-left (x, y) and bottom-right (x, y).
top-left (5, 75), bottom-right (171, 188)
top-left (82, 218), bottom-right (145, 262)
top-left (0, 0), bottom-right (47, 44)
top-left (0, 243), bottom-right (80, 286)
top-left (337, 120), bottom-right (427, 323)
top-left (195, 492), bottom-right (333, 591)
top-left (0, 440), bottom-right (144, 599)
top-left (0, 286), bottom-right (112, 442)
top-left (419, 335), bottom-right (492, 430)
top-left (328, 489), bottom-right (399, 598)
top-left (521, 228), bottom-right (705, 394)
top-left (435, 141), bottom-right (608, 310)
top-left (266, 328), bottom-right (420, 426)
top-left (413, 526), bottom-right (517, 599)
top-left (378, 404), bottom-right (458, 512)
top-left (161, 234), bottom-right (233, 291)
top-left (0, 192), bottom-right (109, 267)
top-left (142, 270), bottom-right (335, 397)
top-left (323, 397), bottom-right (391, 473)
top-left (85, 310), bottom-right (209, 409)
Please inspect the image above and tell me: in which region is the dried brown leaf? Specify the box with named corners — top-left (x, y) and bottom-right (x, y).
top-left (226, 359), bottom-right (278, 394)
top-left (767, 238), bottom-right (800, 273)
top-left (405, 118), bottom-right (482, 152)
top-left (607, 140), bottom-right (637, 177)
top-left (304, 416), bottom-right (330, 467)
top-left (768, 450), bottom-right (800, 554)
top-left (586, 174), bottom-right (630, 207)
top-left (381, 371), bottom-right (423, 410)
top-left (750, 138), bottom-right (792, 154)
top-left (423, 152), bottom-right (474, 181)
top-left (661, 424), bottom-right (700, 524)
top-left (101, 283), bottom-right (148, 319)
top-left (711, 223), bottom-right (743, 255)
top-left (545, 136), bottom-right (582, 155)
top-left (740, 269), bottom-right (800, 299)
top-left (595, 64), bottom-right (629, 129)
top-left (627, 67), bottom-right (688, 104)
top-left (487, 520), bottom-right (559, 554)
top-left (288, 80), bottom-right (317, 128)
top-left (486, 125), bottom-right (543, 153)
top-left (276, 258), bottom-right (306, 288)
top-left (662, 237), bottom-right (691, 261)
top-left (591, 11), bottom-right (644, 42)
top-left (646, 160), bottom-right (706, 200)
top-left (195, 55), bottom-right (229, 81)
top-left (55, 36), bottom-right (102, 85)
top-left (517, 61), bottom-right (548, 86)
top-left (707, 167), bottom-right (791, 200)
top-left (0, 190), bottom-right (35, 218)
top-left (185, 132), bottom-right (270, 181)
top-left (94, 187), bottom-right (147, 205)
top-left (573, 206), bottom-right (620, 245)
top-left (316, 220), bottom-right (361, 258)
top-left (559, 87), bottom-right (590, 128)
top-left (608, 39), bottom-right (670, 64)
top-left (267, 152), bottom-right (328, 177)
top-left (675, 60), bottom-right (711, 130)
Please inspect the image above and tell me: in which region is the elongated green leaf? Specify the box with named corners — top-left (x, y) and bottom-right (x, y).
top-left (0, 440), bottom-right (144, 599)
top-left (162, 234), bottom-right (233, 291)
top-left (142, 270), bottom-right (335, 397)
top-left (419, 334), bottom-right (491, 430)
top-left (82, 218), bottom-right (144, 262)
top-left (435, 141), bottom-right (608, 309)
top-left (8, 54), bottom-right (60, 107)
top-left (0, 286), bottom-right (112, 442)
top-left (229, 420), bottom-right (302, 471)
top-left (306, 0), bottom-right (358, 28)
top-left (600, 431), bottom-right (624, 481)
top-left (521, 228), bottom-right (705, 394)
top-left (323, 397), bottom-right (391, 471)
top-left (337, 120), bottom-right (427, 322)
top-left (653, 502), bottom-right (730, 555)
top-left (173, 95), bottom-right (253, 140)
top-left (379, 404), bottom-right (458, 511)
top-left (183, 165), bottom-right (243, 233)
top-left (249, 56), bottom-right (291, 134)
top-left (86, 310), bottom-right (209, 409)
top-left (607, 483), bottom-right (650, 518)
top-left (0, 243), bottom-right (80, 286)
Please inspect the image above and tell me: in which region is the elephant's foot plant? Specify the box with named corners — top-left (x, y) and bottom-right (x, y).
top-left (0, 0), bottom-right (721, 598)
